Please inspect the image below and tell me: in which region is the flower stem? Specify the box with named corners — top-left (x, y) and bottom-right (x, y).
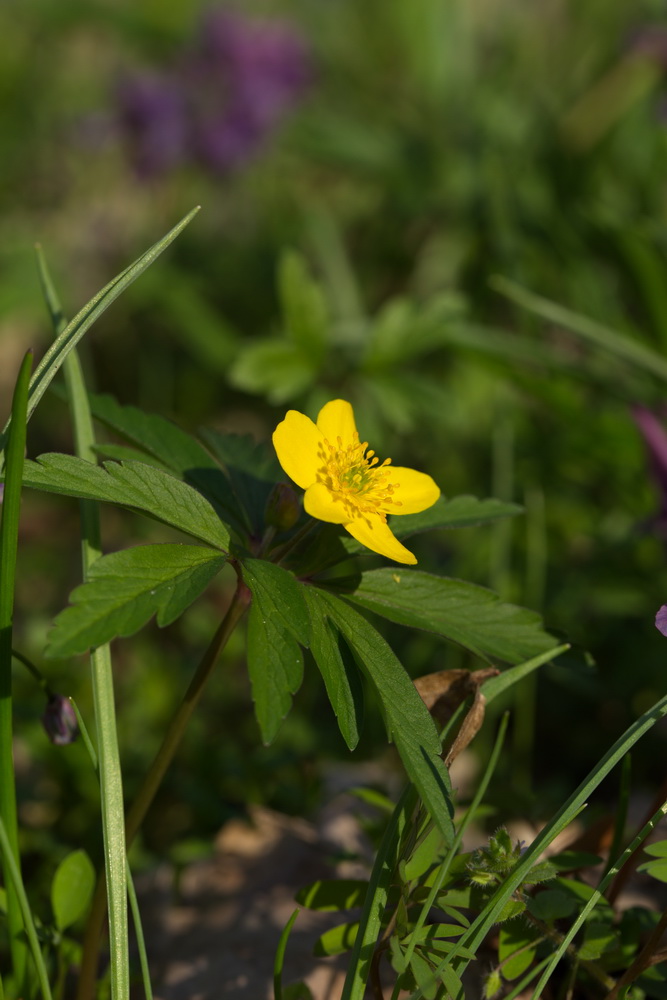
top-left (77, 576), bottom-right (250, 1000)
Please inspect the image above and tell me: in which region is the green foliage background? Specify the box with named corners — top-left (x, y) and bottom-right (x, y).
top-left (3, 0), bottom-right (667, 889)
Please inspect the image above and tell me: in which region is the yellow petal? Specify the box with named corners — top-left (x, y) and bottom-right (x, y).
top-left (272, 410), bottom-right (323, 490)
top-left (345, 512), bottom-right (418, 564)
top-left (380, 466), bottom-right (441, 515)
top-left (304, 482), bottom-right (350, 524)
top-left (316, 399), bottom-right (358, 446)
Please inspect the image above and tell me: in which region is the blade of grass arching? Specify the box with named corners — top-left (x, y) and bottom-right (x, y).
top-left (399, 713), bottom-right (510, 979)
top-left (490, 275), bottom-right (667, 384)
top-left (0, 350), bottom-right (33, 991)
top-left (529, 795), bottom-right (667, 1000)
top-left (0, 814), bottom-right (53, 1000)
top-left (407, 691), bottom-right (667, 999)
top-left (37, 253), bottom-right (130, 1000)
top-left (0, 207), bottom-right (200, 468)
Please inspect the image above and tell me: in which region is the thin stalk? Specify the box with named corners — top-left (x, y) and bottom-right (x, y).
top-left (38, 249), bottom-right (129, 1000)
top-left (530, 797), bottom-right (667, 1000)
top-left (0, 814), bottom-right (53, 1000)
top-left (77, 579), bottom-right (250, 1000)
top-left (0, 350), bottom-right (33, 992)
top-left (400, 713), bottom-right (510, 974)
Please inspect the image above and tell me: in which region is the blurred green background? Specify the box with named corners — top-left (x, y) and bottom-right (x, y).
top-left (5, 0), bottom-right (667, 892)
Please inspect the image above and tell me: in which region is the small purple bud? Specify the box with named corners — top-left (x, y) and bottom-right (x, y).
top-left (42, 694), bottom-right (79, 746)
top-left (656, 606), bottom-right (667, 637)
top-left (0, 483), bottom-right (4, 503)
top-left (265, 482), bottom-right (301, 531)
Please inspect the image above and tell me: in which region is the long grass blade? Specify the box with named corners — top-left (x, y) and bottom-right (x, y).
top-left (37, 249), bottom-right (130, 1000)
top-left (0, 207), bottom-right (200, 467)
top-left (0, 814), bottom-right (53, 1000)
top-left (490, 275), bottom-right (667, 384)
top-left (0, 350), bottom-right (33, 991)
top-left (407, 691), bottom-right (667, 998)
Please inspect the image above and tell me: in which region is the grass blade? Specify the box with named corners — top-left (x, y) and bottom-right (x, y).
top-left (490, 274), bottom-right (667, 384)
top-left (0, 350), bottom-right (33, 991)
top-left (37, 249), bottom-right (130, 1000)
top-left (0, 207), bottom-right (200, 467)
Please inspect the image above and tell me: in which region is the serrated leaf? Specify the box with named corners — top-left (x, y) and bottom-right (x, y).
top-left (313, 920), bottom-right (359, 957)
top-left (51, 850), bottom-right (95, 931)
top-left (46, 544), bottom-right (226, 657)
top-left (343, 568), bottom-right (556, 664)
top-left (242, 560), bottom-right (310, 646)
top-left (524, 861), bottom-right (558, 885)
top-left (242, 560), bottom-right (309, 743)
top-left (313, 589), bottom-right (455, 847)
top-left (199, 428), bottom-right (281, 534)
top-left (295, 879), bottom-right (368, 911)
top-left (278, 250), bottom-right (329, 364)
top-left (342, 496), bottom-right (523, 555)
top-left (88, 393), bottom-right (244, 532)
top-left (498, 923), bottom-right (540, 980)
top-left (303, 587), bottom-right (363, 750)
top-left (496, 899), bottom-right (526, 922)
top-left (20, 455), bottom-right (230, 550)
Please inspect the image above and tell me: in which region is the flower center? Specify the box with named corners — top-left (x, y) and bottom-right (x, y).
top-left (318, 433), bottom-right (402, 519)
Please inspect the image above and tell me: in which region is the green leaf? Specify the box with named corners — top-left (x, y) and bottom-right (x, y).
top-left (46, 544), bottom-right (227, 658)
top-left (314, 590), bottom-right (455, 847)
top-left (199, 428), bottom-right (281, 533)
top-left (20, 455), bottom-right (230, 551)
top-left (241, 560), bottom-right (309, 743)
top-left (637, 858), bottom-right (667, 883)
top-left (547, 850), bottom-right (604, 872)
top-left (0, 208), bottom-right (200, 465)
top-left (295, 880), bottom-right (368, 911)
top-left (498, 923), bottom-right (539, 980)
top-left (313, 921), bottom-right (359, 957)
top-left (343, 569), bottom-right (556, 664)
top-left (342, 496), bottom-right (523, 555)
top-left (403, 825), bottom-right (445, 881)
top-left (279, 250), bottom-right (328, 364)
top-left (88, 393), bottom-right (244, 532)
top-left (303, 587), bottom-right (363, 751)
top-left (642, 839), bottom-right (667, 859)
top-left (51, 850), bottom-right (95, 931)
top-left (526, 889), bottom-right (577, 921)
top-left (579, 921), bottom-right (618, 961)
top-left (408, 951), bottom-right (439, 1000)
top-left (229, 340), bottom-right (316, 403)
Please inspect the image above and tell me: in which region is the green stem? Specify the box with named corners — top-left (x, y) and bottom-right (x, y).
top-left (0, 350), bottom-right (33, 993)
top-left (38, 245), bottom-right (130, 1000)
top-left (0, 814), bottom-right (53, 1000)
top-left (77, 578), bottom-right (250, 1000)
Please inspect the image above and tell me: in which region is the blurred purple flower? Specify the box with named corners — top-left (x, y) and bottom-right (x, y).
top-left (632, 405), bottom-right (667, 538)
top-left (116, 9), bottom-right (312, 177)
top-left (656, 605), bottom-right (667, 636)
top-left (116, 72), bottom-right (188, 178)
top-left (42, 694), bottom-right (79, 746)
top-left (0, 483), bottom-right (3, 503)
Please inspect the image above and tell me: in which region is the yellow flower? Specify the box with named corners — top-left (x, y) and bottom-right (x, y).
top-left (272, 399), bottom-right (440, 564)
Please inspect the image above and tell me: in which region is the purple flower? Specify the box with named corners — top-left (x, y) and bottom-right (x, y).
top-left (42, 694), bottom-right (79, 746)
top-left (656, 605), bottom-right (667, 636)
top-left (632, 405), bottom-right (667, 538)
top-left (115, 9), bottom-right (312, 177)
top-left (116, 72), bottom-right (188, 177)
